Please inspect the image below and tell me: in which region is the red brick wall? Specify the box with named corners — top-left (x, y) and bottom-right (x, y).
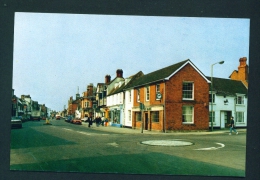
top-left (165, 63), bottom-right (209, 130)
top-left (132, 63), bottom-right (209, 131)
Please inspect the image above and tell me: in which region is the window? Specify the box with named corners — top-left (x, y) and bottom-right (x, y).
top-left (137, 89), bottom-right (140, 102)
top-left (156, 84), bottom-right (160, 92)
top-left (129, 91), bottom-right (131, 102)
top-left (236, 112), bottom-right (244, 123)
top-left (182, 106), bottom-right (194, 123)
top-left (209, 93), bottom-right (215, 103)
top-left (209, 111), bottom-right (215, 123)
top-left (151, 111), bottom-right (159, 122)
top-left (182, 82), bottom-right (193, 100)
top-left (128, 110), bottom-right (131, 121)
top-left (146, 86), bottom-right (150, 101)
top-left (136, 112), bottom-right (141, 121)
top-left (236, 95), bottom-right (244, 105)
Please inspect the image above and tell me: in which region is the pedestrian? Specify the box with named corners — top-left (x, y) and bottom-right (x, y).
top-left (88, 116), bottom-right (93, 128)
top-left (105, 118), bottom-right (108, 126)
top-left (95, 117), bottom-right (99, 127)
top-left (101, 116), bottom-right (105, 126)
top-left (229, 116), bottom-right (238, 135)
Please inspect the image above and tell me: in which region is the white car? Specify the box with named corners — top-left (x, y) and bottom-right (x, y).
top-left (11, 116), bottom-right (22, 129)
top-left (81, 117), bottom-right (88, 122)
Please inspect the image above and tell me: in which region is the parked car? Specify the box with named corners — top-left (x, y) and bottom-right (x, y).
top-left (71, 118), bottom-right (82, 125)
top-left (11, 116), bottom-right (22, 129)
top-left (18, 116), bottom-right (26, 123)
top-left (81, 117), bottom-right (88, 123)
top-left (65, 116), bottom-right (72, 123)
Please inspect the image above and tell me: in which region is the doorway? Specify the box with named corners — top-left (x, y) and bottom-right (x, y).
top-left (144, 112), bottom-right (148, 130)
top-left (224, 111), bottom-right (232, 128)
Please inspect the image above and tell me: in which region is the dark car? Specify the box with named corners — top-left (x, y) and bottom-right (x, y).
top-left (11, 116), bottom-right (22, 129)
top-left (65, 116), bottom-right (72, 123)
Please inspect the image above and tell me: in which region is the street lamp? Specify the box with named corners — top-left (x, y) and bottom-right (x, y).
top-left (211, 60), bottom-right (224, 131)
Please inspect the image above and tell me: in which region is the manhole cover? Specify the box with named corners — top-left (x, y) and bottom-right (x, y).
top-left (141, 140), bottom-right (193, 146)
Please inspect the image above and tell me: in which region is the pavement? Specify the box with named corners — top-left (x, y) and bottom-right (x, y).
top-left (81, 122), bottom-right (247, 135)
top-left (80, 122), bottom-right (246, 146)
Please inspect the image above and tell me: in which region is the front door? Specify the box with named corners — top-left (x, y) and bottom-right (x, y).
top-left (144, 113), bottom-right (148, 130)
top-left (224, 111), bottom-right (232, 128)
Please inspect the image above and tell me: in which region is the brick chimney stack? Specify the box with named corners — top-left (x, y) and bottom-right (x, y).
top-left (238, 57), bottom-right (248, 81)
top-left (116, 69), bottom-right (123, 78)
top-left (230, 57), bottom-right (248, 88)
top-left (105, 75), bottom-right (111, 84)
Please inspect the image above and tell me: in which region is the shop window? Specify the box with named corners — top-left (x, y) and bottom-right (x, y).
top-left (151, 111), bottom-right (159, 122)
top-left (136, 112), bottom-right (141, 121)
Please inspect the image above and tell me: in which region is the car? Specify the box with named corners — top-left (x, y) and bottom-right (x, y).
top-left (71, 118), bottom-right (82, 125)
top-left (56, 115), bottom-right (60, 120)
top-left (65, 116), bottom-right (73, 123)
top-left (81, 117), bottom-right (88, 123)
top-left (11, 116), bottom-right (22, 129)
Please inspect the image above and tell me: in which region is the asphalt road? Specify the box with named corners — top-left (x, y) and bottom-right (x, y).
top-left (10, 119), bottom-right (246, 177)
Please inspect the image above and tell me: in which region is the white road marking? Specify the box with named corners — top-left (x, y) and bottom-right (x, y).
top-left (63, 128), bottom-right (73, 131)
top-left (194, 143), bottom-right (225, 150)
top-left (107, 142), bottom-right (119, 147)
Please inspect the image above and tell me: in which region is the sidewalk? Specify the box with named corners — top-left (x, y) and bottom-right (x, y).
top-left (82, 122), bottom-right (247, 135)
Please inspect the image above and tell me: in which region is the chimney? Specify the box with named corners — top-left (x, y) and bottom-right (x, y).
top-left (238, 57), bottom-right (248, 81)
top-left (116, 69), bottom-right (123, 78)
top-left (230, 57), bottom-right (248, 88)
top-left (105, 75), bottom-right (111, 84)
top-left (87, 83), bottom-right (94, 96)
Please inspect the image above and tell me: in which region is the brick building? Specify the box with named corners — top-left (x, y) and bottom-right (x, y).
top-left (128, 59), bottom-right (210, 131)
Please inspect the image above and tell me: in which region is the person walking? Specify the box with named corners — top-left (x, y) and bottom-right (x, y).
top-left (88, 116), bottom-right (93, 128)
top-left (229, 116), bottom-right (238, 135)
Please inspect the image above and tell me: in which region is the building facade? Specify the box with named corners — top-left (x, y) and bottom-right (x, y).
top-left (128, 59), bottom-right (210, 131)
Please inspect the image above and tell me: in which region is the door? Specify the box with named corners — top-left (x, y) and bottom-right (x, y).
top-left (144, 112), bottom-right (148, 130)
top-left (224, 111), bottom-right (232, 128)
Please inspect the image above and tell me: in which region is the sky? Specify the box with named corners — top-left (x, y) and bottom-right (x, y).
top-left (12, 12), bottom-right (250, 111)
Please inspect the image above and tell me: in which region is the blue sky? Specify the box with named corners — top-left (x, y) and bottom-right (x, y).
top-left (13, 12), bottom-right (250, 111)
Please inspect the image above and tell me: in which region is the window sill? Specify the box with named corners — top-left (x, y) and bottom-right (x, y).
top-left (182, 123), bottom-right (194, 125)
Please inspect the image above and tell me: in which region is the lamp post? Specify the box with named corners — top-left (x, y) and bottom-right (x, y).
top-left (211, 60), bottom-right (224, 131)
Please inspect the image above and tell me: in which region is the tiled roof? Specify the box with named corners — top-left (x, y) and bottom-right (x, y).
top-left (108, 71), bottom-right (144, 96)
top-left (206, 77), bottom-right (248, 96)
top-left (127, 59), bottom-right (190, 88)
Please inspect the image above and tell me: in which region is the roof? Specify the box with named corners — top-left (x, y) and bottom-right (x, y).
top-left (127, 59), bottom-right (210, 88)
top-left (108, 71), bottom-right (144, 96)
top-left (206, 77), bottom-right (248, 96)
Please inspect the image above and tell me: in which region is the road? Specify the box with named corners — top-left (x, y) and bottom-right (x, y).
top-left (10, 119), bottom-right (246, 177)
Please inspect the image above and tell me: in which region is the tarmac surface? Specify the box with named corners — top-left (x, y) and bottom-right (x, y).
top-left (81, 122), bottom-right (247, 146)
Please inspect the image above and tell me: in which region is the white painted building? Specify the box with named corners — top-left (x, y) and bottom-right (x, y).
top-left (209, 77), bottom-right (248, 129)
top-left (106, 70), bottom-right (144, 127)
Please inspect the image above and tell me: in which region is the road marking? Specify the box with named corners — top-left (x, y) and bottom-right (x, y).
top-left (107, 142), bottom-right (119, 147)
top-left (194, 143), bottom-right (225, 150)
top-left (61, 128), bottom-right (109, 136)
top-left (77, 131), bottom-right (91, 135)
top-left (63, 128), bottom-right (73, 131)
